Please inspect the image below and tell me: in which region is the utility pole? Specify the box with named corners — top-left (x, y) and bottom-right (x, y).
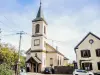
top-left (16, 31), bottom-right (26, 75)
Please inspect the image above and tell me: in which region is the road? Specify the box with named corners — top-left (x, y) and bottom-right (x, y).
top-left (27, 72), bottom-right (72, 75)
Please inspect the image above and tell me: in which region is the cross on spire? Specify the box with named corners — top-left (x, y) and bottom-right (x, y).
top-left (40, 0), bottom-right (42, 6)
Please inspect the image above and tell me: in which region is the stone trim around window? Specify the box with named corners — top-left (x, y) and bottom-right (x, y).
top-left (34, 39), bottom-right (40, 46)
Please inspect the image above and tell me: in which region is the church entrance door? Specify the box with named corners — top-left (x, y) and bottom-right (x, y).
top-left (26, 57), bottom-right (41, 73)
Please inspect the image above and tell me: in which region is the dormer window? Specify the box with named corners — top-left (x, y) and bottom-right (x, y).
top-left (35, 24), bottom-right (40, 33)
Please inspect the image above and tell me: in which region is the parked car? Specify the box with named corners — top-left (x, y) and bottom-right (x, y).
top-left (44, 67), bottom-right (53, 74)
top-left (73, 69), bottom-right (94, 75)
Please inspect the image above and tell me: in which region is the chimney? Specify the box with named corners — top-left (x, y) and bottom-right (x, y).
top-left (56, 46), bottom-right (58, 50)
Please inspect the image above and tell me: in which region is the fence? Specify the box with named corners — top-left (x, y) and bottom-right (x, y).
top-left (54, 66), bottom-right (74, 74)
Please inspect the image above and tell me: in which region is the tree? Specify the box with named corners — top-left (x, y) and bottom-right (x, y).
top-left (0, 43), bottom-right (26, 74)
top-left (0, 44), bottom-right (18, 66)
top-left (0, 63), bottom-right (13, 75)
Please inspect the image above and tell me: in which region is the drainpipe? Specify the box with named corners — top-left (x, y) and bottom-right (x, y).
top-left (36, 64), bottom-right (37, 72)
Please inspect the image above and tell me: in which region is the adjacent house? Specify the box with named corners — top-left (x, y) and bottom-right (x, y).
top-left (75, 32), bottom-right (100, 73)
top-left (26, 2), bottom-right (68, 73)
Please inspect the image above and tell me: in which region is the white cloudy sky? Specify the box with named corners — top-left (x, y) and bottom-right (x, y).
top-left (0, 0), bottom-right (100, 62)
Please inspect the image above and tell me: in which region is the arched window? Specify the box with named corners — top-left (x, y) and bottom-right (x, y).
top-left (44, 26), bottom-right (46, 34)
top-left (35, 24), bottom-right (40, 33)
top-left (58, 56), bottom-right (59, 66)
top-left (60, 57), bottom-right (61, 65)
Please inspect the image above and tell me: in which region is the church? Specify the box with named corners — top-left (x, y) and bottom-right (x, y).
top-left (26, 1), bottom-right (69, 73)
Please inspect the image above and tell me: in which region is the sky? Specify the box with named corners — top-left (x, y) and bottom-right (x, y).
top-left (0, 0), bottom-right (100, 62)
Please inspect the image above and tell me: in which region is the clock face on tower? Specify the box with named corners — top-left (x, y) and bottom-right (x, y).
top-left (34, 39), bottom-right (40, 46)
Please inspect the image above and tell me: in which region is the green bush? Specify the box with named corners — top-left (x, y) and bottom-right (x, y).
top-left (0, 63), bottom-right (13, 75)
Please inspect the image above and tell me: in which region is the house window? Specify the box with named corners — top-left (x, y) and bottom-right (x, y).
top-left (97, 62), bottom-right (100, 70)
top-left (34, 39), bottom-right (40, 46)
top-left (89, 39), bottom-right (94, 44)
top-left (35, 24), bottom-right (40, 33)
top-left (50, 58), bottom-right (53, 66)
top-left (60, 57), bottom-right (61, 65)
top-left (58, 56), bottom-right (59, 66)
top-left (81, 50), bottom-right (91, 57)
top-left (35, 53), bottom-right (37, 57)
top-left (96, 49), bottom-right (100, 57)
top-left (82, 63), bottom-right (92, 70)
top-left (44, 26), bottom-right (46, 34)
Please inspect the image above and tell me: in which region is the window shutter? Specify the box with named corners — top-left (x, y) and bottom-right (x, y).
top-left (98, 49), bottom-right (100, 56)
top-left (97, 62), bottom-right (100, 70)
top-left (88, 50), bottom-right (91, 57)
top-left (81, 51), bottom-right (83, 57)
top-left (96, 49), bottom-right (98, 56)
top-left (82, 63), bottom-right (85, 70)
top-left (90, 63), bottom-right (93, 70)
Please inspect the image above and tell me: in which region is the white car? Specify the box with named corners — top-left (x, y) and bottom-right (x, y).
top-left (73, 69), bottom-right (94, 75)
top-left (20, 69), bottom-right (27, 75)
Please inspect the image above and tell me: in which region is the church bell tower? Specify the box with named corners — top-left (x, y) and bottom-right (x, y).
top-left (31, 1), bottom-right (47, 51)
top-left (31, 0), bottom-right (47, 71)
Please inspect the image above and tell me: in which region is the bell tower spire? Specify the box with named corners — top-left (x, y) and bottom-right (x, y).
top-left (32, 0), bottom-right (47, 25)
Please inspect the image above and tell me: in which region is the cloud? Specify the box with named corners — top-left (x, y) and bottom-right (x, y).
top-left (0, 0), bottom-right (100, 62)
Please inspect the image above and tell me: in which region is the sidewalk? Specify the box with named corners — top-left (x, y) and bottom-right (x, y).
top-left (27, 72), bottom-right (72, 75)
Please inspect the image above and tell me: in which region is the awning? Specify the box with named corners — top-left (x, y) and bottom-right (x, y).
top-left (26, 56), bottom-right (41, 64)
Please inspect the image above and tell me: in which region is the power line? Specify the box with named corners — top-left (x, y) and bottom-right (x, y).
top-left (4, 16), bottom-right (18, 26)
top-left (47, 38), bottom-right (65, 43)
top-left (3, 16), bottom-right (20, 32)
top-left (4, 15), bottom-right (32, 35)
top-left (1, 33), bottom-right (17, 37)
top-left (0, 28), bottom-right (1, 50)
top-left (25, 32), bottom-right (66, 44)
top-left (0, 20), bottom-right (18, 32)
top-left (0, 28), bottom-right (1, 43)
top-left (25, 32), bottom-right (32, 36)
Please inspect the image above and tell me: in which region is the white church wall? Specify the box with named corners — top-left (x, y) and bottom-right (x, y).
top-left (57, 54), bottom-right (64, 66)
top-left (46, 53), bottom-right (57, 68)
top-left (41, 52), bottom-right (46, 71)
top-left (31, 36), bottom-right (46, 51)
top-left (46, 45), bottom-right (55, 51)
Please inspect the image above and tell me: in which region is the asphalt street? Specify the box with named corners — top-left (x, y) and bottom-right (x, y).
top-left (27, 73), bottom-right (72, 75)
